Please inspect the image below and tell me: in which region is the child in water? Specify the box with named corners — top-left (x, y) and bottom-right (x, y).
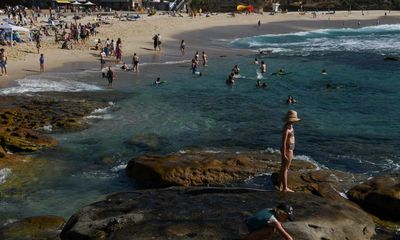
top-left (278, 110), bottom-right (300, 192)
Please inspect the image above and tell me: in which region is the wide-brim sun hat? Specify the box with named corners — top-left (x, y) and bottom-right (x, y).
top-left (283, 110), bottom-right (300, 122)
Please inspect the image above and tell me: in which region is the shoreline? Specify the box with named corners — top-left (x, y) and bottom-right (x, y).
top-left (0, 10), bottom-right (399, 89)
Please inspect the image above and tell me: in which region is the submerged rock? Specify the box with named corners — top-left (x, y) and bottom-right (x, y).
top-left (384, 56), bottom-right (400, 61)
top-left (0, 215), bottom-right (65, 240)
top-left (126, 151), bottom-right (316, 187)
top-left (347, 176), bottom-right (400, 221)
top-left (60, 187), bottom-right (375, 240)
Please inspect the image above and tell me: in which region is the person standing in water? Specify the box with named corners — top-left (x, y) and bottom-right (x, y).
top-left (106, 66), bottom-right (115, 87)
top-left (132, 53), bottom-right (139, 73)
top-left (202, 51), bottom-right (208, 66)
top-left (180, 40), bottom-right (186, 55)
top-left (278, 110), bottom-right (300, 192)
top-left (260, 61), bottom-right (267, 73)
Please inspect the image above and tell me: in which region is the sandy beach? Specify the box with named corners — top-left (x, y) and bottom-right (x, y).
top-left (1, 10), bottom-right (399, 88)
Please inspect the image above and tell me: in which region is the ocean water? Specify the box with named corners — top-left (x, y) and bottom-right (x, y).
top-left (0, 24), bottom-right (400, 223)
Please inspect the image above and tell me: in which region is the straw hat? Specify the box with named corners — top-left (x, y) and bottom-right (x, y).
top-left (283, 110), bottom-right (301, 122)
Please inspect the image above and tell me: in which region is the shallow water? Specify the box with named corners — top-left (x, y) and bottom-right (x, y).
top-left (0, 24), bottom-right (400, 223)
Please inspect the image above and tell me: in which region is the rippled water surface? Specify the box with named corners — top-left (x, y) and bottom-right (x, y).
top-left (1, 24), bottom-right (399, 222)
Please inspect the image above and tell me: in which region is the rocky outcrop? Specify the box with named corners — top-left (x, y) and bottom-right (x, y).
top-left (0, 94), bottom-right (112, 153)
top-left (0, 215), bottom-right (65, 240)
top-left (126, 151), bottom-right (316, 187)
top-left (347, 176), bottom-right (400, 221)
top-left (271, 169), bottom-right (367, 201)
top-left (60, 187), bottom-right (375, 240)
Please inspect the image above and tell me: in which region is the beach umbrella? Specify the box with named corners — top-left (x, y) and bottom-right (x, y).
top-left (0, 22), bottom-right (30, 47)
top-left (85, 1), bottom-right (95, 5)
top-left (71, 1), bottom-right (81, 5)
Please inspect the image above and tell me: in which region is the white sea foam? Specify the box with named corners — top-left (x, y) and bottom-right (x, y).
top-left (0, 78), bottom-right (103, 95)
top-left (294, 155), bottom-right (326, 170)
top-left (111, 164), bottom-right (127, 172)
top-left (85, 102), bottom-right (115, 120)
top-left (140, 60), bottom-right (191, 66)
top-left (263, 147), bottom-right (280, 154)
top-left (234, 24), bottom-right (400, 55)
top-left (0, 168), bottom-right (12, 184)
top-left (37, 125), bottom-right (53, 133)
top-left (256, 70), bottom-right (263, 80)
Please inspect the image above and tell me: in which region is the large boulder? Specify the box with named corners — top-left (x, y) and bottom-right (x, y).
top-left (0, 215), bottom-right (65, 240)
top-left (271, 170), bottom-right (367, 201)
top-left (347, 176), bottom-right (400, 221)
top-left (126, 151), bottom-right (316, 187)
top-left (60, 187), bottom-right (375, 240)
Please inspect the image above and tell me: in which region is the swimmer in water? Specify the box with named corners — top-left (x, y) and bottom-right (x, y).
top-left (226, 73), bottom-right (235, 85)
top-left (286, 95), bottom-right (297, 104)
top-left (232, 65), bottom-right (240, 75)
top-left (121, 62), bottom-right (129, 71)
top-left (321, 69), bottom-right (327, 75)
top-left (254, 58), bottom-right (259, 65)
top-left (278, 69), bottom-right (285, 75)
top-left (256, 80), bottom-right (267, 88)
top-left (154, 77), bottom-right (162, 86)
top-left (261, 61), bottom-right (267, 73)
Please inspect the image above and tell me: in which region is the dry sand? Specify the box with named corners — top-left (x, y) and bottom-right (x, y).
top-left (0, 10), bottom-right (399, 88)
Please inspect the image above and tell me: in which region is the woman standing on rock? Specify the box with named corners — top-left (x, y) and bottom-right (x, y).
top-left (278, 110), bottom-right (300, 192)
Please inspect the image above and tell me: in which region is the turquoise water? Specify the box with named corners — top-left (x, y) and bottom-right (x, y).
top-left (1, 24), bottom-right (400, 222)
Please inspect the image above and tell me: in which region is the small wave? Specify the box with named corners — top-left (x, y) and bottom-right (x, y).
top-left (263, 147), bottom-right (280, 154)
top-left (0, 168), bottom-right (12, 184)
top-left (36, 125), bottom-right (53, 133)
top-left (140, 60), bottom-right (191, 66)
top-left (85, 102), bottom-right (115, 120)
top-left (294, 155), bottom-right (325, 170)
top-left (85, 114), bottom-right (113, 120)
top-left (0, 78), bottom-right (103, 95)
top-left (233, 24), bottom-right (400, 55)
top-left (111, 164), bottom-right (127, 172)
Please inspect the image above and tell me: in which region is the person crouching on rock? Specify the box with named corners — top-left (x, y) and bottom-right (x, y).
top-left (239, 203), bottom-right (294, 240)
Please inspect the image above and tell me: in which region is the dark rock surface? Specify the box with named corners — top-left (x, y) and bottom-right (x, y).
top-left (126, 151), bottom-right (316, 188)
top-left (60, 187), bottom-right (375, 240)
top-left (0, 215), bottom-right (65, 240)
top-left (348, 176), bottom-right (400, 221)
top-left (271, 169), bottom-right (367, 201)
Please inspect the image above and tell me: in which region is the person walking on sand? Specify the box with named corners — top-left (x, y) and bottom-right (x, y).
top-left (278, 110), bottom-right (300, 192)
top-left (132, 53), bottom-right (139, 72)
top-left (152, 34), bottom-right (158, 51)
top-left (36, 35), bottom-right (41, 54)
top-left (115, 38), bottom-right (122, 63)
top-left (39, 53), bottom-right (44, 73)
top-left (0, 48), bottom-right (8, 76)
